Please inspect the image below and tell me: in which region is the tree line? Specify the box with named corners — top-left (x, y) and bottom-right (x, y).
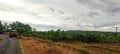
top-left (0, 21), bottom-right (120, 43)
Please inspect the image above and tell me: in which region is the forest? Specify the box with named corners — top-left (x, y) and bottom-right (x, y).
top-left (0, 21), bottom-right (120, 43)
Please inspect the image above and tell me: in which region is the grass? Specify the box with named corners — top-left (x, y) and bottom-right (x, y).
top-left (18, 40), bottom-right (25, 54)
top-left (36, 38), bottom-right (90, 54)
top-left (18, 37), bottom-right (73, 54)
top-left (17, 37), bottom-right (120, 54)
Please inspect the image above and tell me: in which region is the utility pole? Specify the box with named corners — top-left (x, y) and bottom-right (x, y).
top-left (116, 27), bottom-right (118, 36)
top-left (111, 26), bottom-right (120, 46)
top-left (32, 28), bottom-right (37, 39)
top-left (4, 23), bottom-right (7, 29)
top-left (112, 26), bottom-right (120, 36)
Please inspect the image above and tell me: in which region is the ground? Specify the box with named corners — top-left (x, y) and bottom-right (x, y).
top-left (18, 37), bottom-right (120, 54)
top-left (0, 34), bottom-right (21, 54)
top-left (0, 34), bottom-right (119, 54)
top-left (18, 37), bottom-right (73, 54)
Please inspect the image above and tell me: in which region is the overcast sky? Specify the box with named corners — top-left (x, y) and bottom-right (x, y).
top-left (0, 0), bottom-right (120, 31)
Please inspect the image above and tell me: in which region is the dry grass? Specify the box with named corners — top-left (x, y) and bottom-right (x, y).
top-left (58, 42), bottom-right (120, 54)
top-left (18, 37), bottom-right (73, 54)
top-left (40, 39), bottom-right (120, 54)
top-left (18, 37), bottom-right (120, 54)
top-left (84, 43), bottom-right (120, 54)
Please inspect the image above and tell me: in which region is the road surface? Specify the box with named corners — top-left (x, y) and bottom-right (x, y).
top-left (0, 34), bottom-right (21, 54)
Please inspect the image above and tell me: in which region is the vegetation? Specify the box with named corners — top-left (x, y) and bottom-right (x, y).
top-left (23, 29), bottom-right (120, 43)
top-left (19, 37), bottom-right (120, 54)
top-left (19, 37), bottom-right (73, 54)
top-left (1, 21), bottom-right (119, 54)
top-left (9, 21), bottom-right (32, 34)
top-left (0, 21), bottom-right (120, 43)
top-left (0, 21), bottom-right (4, 34)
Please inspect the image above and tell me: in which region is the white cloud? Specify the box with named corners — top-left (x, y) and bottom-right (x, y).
top-left (0, 0), bottom-right (120, 31)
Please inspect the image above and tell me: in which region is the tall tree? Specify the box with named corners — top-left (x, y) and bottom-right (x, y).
top-left (9, 21), bottom-right (32, 34)
top-left (0, 21), bottom-right (3, 30)
top-left (0, 21), bottom-right (4, 34)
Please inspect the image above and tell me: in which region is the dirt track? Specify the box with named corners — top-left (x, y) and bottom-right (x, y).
top-left (0, 34), bottom-right (21, 54)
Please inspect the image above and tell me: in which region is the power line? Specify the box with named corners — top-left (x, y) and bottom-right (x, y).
top-left (112, 26), bottom-right (120, 36)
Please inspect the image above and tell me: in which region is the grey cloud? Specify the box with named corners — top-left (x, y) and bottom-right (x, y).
top-left (76, 0), bottom-right (120, 14)
top-left (0, 3), bottom-right (16, 12)
top-left (48, 7), bottom-right (55, 12)
top-left (0, 3), bottom-right (45, 19)
top-left (80, 11), bottom-right (101, 17)
top-left (29, 24), bottom-right (70, 31)
top-left (26, 0), bottom-right (49, 4)
top-left (0, 3), bottom-right (26, 13)
top-left (47, 7), bottom-right (64, 15)
top-left (94, 22), bottom-right (120, 28)
top-left (58, 10), bottom-right (64, 15)
top-left (0, 3), bottom-right (29, 13)
top-left (1, 0), bottom-right (120, 32)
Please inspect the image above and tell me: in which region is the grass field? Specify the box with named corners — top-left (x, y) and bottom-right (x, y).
top-left (18, 37), bottom-right (120, 54)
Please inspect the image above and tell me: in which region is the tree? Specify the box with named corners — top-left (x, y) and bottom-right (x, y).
top-left (0, 21), bottom-right (4, 34)
top-left (9, 21), bottom-right (32, 34)
top-left (0, 21), bottom-right (3, 30)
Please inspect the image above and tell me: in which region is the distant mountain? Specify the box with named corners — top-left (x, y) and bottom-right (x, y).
top-left (67, 30), bottom-right (119, 34)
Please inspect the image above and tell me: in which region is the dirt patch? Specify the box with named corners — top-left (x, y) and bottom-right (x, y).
top-left (18, 37), bottom-right (73, 54)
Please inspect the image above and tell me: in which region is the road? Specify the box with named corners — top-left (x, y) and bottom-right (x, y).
top-left (0, 34), bottom-right (21, 54)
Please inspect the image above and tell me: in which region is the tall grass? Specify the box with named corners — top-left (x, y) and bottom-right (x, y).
top-left (19, 37), bottom-right (73, 54)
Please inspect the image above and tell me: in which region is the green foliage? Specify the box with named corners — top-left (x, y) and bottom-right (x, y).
top-left (0, 21), bottom-right (4, 34)
top-left (9, 21), bottom-right (32, 34)
top-left (22, 29), bottom-right (120, 43)
top-left (0, 21), bottom-right (119, 43)
top-left (0, 21), bottom-right (3, 30)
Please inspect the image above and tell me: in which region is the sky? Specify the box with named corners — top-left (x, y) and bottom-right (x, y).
top-left (0, 0), bottom-right (120, 31)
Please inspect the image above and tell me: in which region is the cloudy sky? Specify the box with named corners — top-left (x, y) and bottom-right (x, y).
top-left (0, 0), bottom-right (120, 31)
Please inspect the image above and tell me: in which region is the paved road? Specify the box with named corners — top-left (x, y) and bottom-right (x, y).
top-left (0, 34), bottom-right (21, 54)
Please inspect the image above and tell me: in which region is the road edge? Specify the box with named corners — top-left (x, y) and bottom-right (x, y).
top-left (18, 40), bottom-right (25, 54)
